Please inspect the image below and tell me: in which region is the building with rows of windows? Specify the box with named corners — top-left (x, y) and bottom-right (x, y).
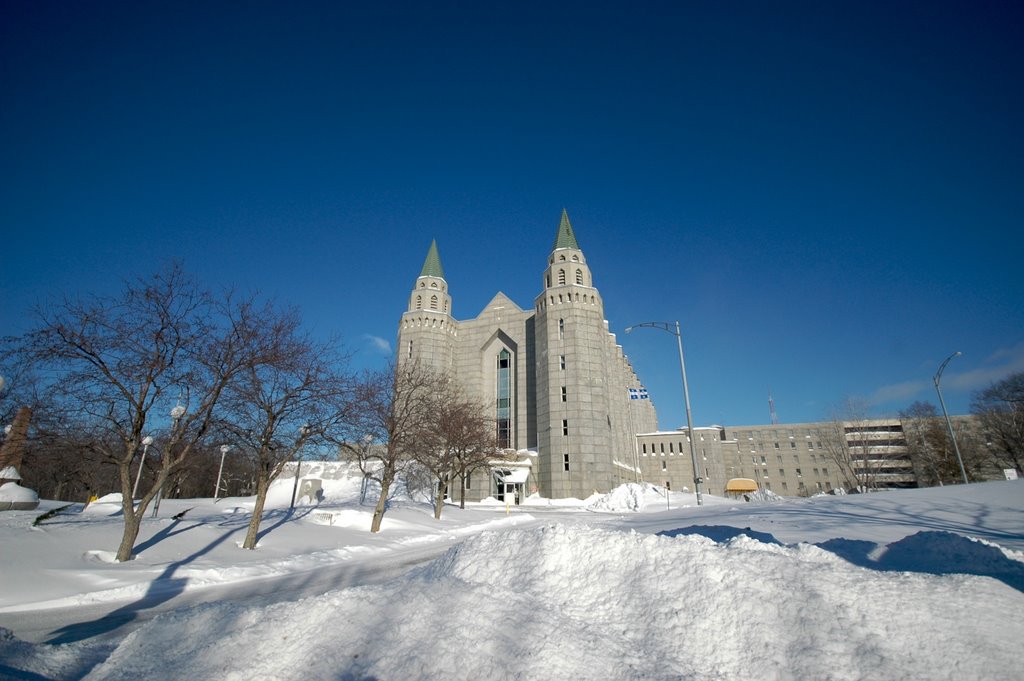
top-left (394, 211), bottom-right (985, 501)
top-left (634, 419), bottom-right (932, 497)
top-left (397, 211), bottom-right (658, 501)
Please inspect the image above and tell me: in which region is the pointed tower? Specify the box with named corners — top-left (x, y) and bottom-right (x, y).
top-left (397, 240), bottom-right (457, 370)
top-left (542, 209), bottom-right (595, 291)
top-left (533, 210), bottom-right (609, 498)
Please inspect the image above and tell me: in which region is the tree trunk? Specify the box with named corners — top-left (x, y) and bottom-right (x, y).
top-left (115, 509), bottom-right (144, 562)
top-left (115, 457), bottom-right (142, 562)
top-left (434, 478), bottom-right (445, 520)
top-left (243, 474), bottom-right (271, 549)
top-left (370, 475), bottom-right (392, 533)
top-left (459, 472), bottom-right (466, 509)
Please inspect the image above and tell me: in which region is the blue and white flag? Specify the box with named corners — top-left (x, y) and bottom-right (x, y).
top-left (629, 387), bottom-right (650, 400)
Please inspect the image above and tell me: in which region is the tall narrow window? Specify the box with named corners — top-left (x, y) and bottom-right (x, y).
top-left (416, 295), bottom-right (422, 309)
top-left (563, 453), bottom-right (570, 471)
top-left (496, 350), bottom-right (511, 448)
top-left (430, 295), bottom-right (438, 310)
top-left (407, 340), bottom-right (413, 359)
top-left (562, 419), bottom-right (569, 436)
top-left (575, 269), bottom-right (583, 285)
top-left (558, 269), bottom-right (566, 285)
top-left (561, 386), bottom-right (567, 402)
top-left (558, 318), bottom-right (564, 339)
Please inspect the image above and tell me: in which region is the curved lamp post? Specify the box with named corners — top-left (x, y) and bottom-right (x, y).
top-left (290, 423), bottom-right (312, 510)
top-left (625, 321), bottom-right (703, 506)
top-left (214, 444), bottom-right (231, 500)
top-left (153, 403), bottom-right (187, 517)
top-left (133, 435), bottom-right (154, 500)
top-left (934, 351), bottom-right (969, 484)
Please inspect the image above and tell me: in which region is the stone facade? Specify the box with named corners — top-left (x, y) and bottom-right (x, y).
top-left (396, 212), bottom-right (657, 501)
top-left (635, 419), bottom-right (925, 498)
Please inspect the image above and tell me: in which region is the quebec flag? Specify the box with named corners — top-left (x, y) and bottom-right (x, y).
top-left (629, 387), bottom-right (650, 400)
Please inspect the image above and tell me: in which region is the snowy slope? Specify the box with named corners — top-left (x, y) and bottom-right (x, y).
top-left (0, 475), bottom-right (1022, 681)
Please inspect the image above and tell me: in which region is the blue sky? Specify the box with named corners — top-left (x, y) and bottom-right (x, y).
top-left (2, 1), bottom-right (1022, 428)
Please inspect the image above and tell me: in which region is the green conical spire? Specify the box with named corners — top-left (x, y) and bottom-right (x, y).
top-left (419, 239), bottom-right (445, 279)
top-left (552, 209), bottom-right (580, 251)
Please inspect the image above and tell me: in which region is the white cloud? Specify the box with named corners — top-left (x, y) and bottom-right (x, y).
top-left (363, 334), bottom-right (392, 355)
top-left (869, 379), bottom-right (930, 406)
top-left (869, 341), bottom-right (1024, 407)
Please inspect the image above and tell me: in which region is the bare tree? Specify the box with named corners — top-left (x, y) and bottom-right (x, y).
top-left (900, 401), bottom-right (959, 486)
top-left (448, 397), bottom-right (500, 511)
top-left (215, 310), bottom-right (352, 549)
top-left (8, 264), bottom-right (280, 561)
top-left (333, 361), bottom-right (438, 532)
top-left (972, 371), bottom-right (1024, 475)
top-left (414, 379), bottom-right (497, 519)
top-left (816, 398), bottom-right (880, 492)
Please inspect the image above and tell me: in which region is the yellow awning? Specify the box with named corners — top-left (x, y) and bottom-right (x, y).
top-left (725, 478), bottom-right (759, 493)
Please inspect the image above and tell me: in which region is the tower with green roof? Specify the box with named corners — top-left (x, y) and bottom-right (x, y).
top-left (396, 212), bottom-right (657, 501)
top-left (399, 238), bottom-right (457, 369)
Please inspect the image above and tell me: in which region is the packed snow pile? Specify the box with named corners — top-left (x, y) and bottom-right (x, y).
top-left (79, 522), bottom-right (1023, 681)
top-left (586, 481), bottom-right (664, 512)
top-left (0, 481), bottom-right (38, 510)
top-left (743, 488), bottom-right (785, 503)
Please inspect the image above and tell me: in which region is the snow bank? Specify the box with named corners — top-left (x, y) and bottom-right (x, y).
top-left (586, 481), bottom-right (663, 511)
top-left (0, 481), bottom-right (38, 510)
top-left (82, 523), bottom-right (1023, 681)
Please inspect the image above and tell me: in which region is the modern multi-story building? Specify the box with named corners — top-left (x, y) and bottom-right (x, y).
top-left (635, 418), bottom-right (923, 497)
top-left (397, 211), bottom-right (657, 501)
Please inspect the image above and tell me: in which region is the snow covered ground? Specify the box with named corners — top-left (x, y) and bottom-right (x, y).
top-left (0, 464), bottom-right (1022, 680)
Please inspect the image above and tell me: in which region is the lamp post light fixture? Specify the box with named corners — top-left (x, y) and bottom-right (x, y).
top-left (624, 321), bottom-right (703, 506)
top-left (290, 423), bottom-right (312, 511)
top-left (133, 435), bottom-right (154, 500)
top-left (153, 402), bottom-right (187, 518)
top-left (214, 444), bottom-right (231, 500)
top-left (934, 351), bottom-right (970, 485)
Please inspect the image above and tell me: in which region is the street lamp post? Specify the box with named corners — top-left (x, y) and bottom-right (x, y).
top-left (290, 424), bottom-right (312, 510)
top-left (625, 321), bottom-right (703, 506)
top-left (214, 444), bottom-right (231, 500)
top-left (153, 403), bottom-right (186, 518)
top-left (133, 435), bottom-right (154, 500)
top-left (934, 351), bottom-right (969, 485)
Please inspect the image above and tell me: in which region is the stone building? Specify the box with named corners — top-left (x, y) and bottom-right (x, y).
top-left (396, 211), bottom-right (658, 501)
top-left (634, 419), bottom-right (923, 498)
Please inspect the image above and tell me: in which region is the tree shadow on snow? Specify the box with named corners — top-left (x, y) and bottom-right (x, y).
top-left (45, 523), bottom-right (237, 647)
top-left (817, 531), bottom-right (1024, 593)
top-left (659, 525), bottom-right (1024, 593)
top-left (255, 505), bottom-right (317, 544)
top-left (658, 525), bottom-right (783, 544)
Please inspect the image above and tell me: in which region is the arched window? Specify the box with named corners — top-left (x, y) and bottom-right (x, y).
top-left (558, 269), bottom-right (566, 285)
top-left (430, 295), bottom-right (438, 310)
top-left (575, 269), bottom-right (583, 285)
top-left (415, 295), bottom-right (422, 309)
